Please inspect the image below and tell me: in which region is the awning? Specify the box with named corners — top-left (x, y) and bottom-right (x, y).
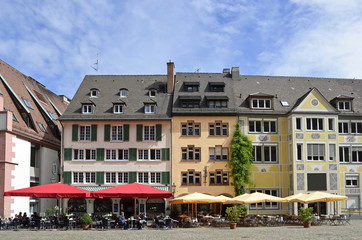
top-left (184, 82), bottom-right (200, 86)
top-left (205, 96), bottom-right (229, 100)
top-left (179, 96), bottom-right (202, 100)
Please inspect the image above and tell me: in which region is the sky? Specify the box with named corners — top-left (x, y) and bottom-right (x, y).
top-left (1, 0), bottom-right (362, 98)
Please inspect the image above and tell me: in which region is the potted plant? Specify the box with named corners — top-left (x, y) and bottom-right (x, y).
top-left (79, 213), bottom-right (92, 230)
top-left (225, 205), bottom-right (241, 229)
top-left (298, 207), bottom-right (314, 228)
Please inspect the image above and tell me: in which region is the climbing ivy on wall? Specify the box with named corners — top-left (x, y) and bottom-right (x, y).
top-left (228, 122), bottom-right (254, 196)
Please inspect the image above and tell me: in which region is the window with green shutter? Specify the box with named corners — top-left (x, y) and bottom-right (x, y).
top-left (162, 148), bottom-right (170, 161)
top-left (129, 172), bottom-right (137, 183)
top-left (156, 124), bottom-right (162, 141)
top-left (129, 148), bottom-right (137, 160)
top-left (124, 124), bottom-right (130, 141)
top-left (104, 124), bottom-right (110, 141)
top-left (91, 124), bottom-right (97, 141)
top-left (63, 172), bottom-right (72, 184)
top-left (64, 148), bottom-right (72, 161)
top-left (96, 172), bottom-right (104, 184)
top-left (96, 148), bottom-right (104, 160)
top-left (72, 124), bottom-right (78, 141)
top-left (162, 172), bottom-right (170, 185)
top-left (136, 124), bottom-right (143, 141)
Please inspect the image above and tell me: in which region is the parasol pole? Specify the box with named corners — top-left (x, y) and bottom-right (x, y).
top-left (134, 198), bottom-right (137, 218)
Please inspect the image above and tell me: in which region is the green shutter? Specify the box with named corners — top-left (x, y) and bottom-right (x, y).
top-left (104, 124), bottom-right (110, 141)
top-left (136, 124), bottom-right (143, 141)
top-left (96, 172), bottom-right (104, 184)
top-left (162, 172), bottom-right (170, 185)
top-left (63, 172), bottom-right (72, 184)
top-left (129, 172), bottom-right (137, 183)
top-left (72, 124), bottom-right (78, 141)
top-left (91, 124), bottom-right (97, 141)
top-left (156, 124), bottom-right (162, 141)
top-left (96, 148), bottom-right (104, 161)
top-left (124, 124), bottom-right (129, 141)
top-left (129, 148), bottom-right (137, 161)
top-left (162, 148), bottom-right (170, 161)
top-left (64, 148), bottom-right (72, 161)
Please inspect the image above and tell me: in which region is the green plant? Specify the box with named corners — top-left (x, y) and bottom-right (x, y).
top-left (228, 122), bottom-right (254, 196)
top-left (45, 206), bottom-right (58, 217)
top-left (298, 207), bottom-right (314, 223)
top-left (225, 206), bottom-right (241, 223)
top-left (238, 205), bottom-right (247, 216)
top-left (79, 213), bottom-right (93, 225)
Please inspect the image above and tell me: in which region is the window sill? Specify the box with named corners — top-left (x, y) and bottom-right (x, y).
top-left (181, 160), bottom-right (201, 162)
top-left (105, 160), bottom-right (129, 162)
top-left (181, 184), bottom-right (202, 186)
top-left (137, 160), bottom-right (161, 162)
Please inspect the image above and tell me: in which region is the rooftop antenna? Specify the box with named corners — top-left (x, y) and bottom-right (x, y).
top-left (195, 68), bottom-right (200, 73)
top-left (91, 53), bottom-right (99, 72)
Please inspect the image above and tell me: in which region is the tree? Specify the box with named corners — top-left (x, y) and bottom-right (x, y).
top-left (228, 122), bottom-right (254, 196)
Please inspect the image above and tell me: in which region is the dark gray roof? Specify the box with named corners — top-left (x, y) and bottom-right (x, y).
top-left (231, 75), bottom-right (362, 116)
top-left (59, 75), bottom-right (172, 121)
top-left (172, 72), bottom-right (236, 115)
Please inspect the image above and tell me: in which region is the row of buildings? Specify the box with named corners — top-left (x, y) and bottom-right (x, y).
top-left (1, 60), bottom-right (362, 217)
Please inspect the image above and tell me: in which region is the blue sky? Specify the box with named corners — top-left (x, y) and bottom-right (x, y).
top-left (1, 0), bottom-right (362, 98)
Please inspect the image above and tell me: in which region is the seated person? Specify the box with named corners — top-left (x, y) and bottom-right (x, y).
top-left (118, 212), bottom-right (128, 229)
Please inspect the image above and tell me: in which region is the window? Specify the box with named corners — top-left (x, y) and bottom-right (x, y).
top-left (181, 100), bottom-right (200, 108)
top-left (149, 90), bottom-right (157, 97)
top-left (338, 101), bottom-right (351, 111)
top-left (106, 149), bottom-right (117, 160)
top-left (209, 170), bottom-right (229, 185)
top-left (253, 145), bottom-right (278, 163)
top-left (138, 172), bottom-right (149, 183)
top-left (4, 108), bottom-right (18, 122)
top-left (249, 189), bottom-right (279, 209)
top-left (208, 100), bottom-right (228, 108)
top-left (79, 126), bottom-right (91, 141)
top-left (209, 83), bottom-right (224, 92)
top-left (252, 99), bottom-right (271, 109)
top-left (209, 146), bottom-right (228, 160)
top-left (105, 149), bottom-right (128, 161)
top-left (296, 144), bottom-right (303, 161)
top-left (329, 144), bottom-right (336, 161)
top-left (113, 104), bottom-right (124, 114)
top-left (138, 149), bottom-right (161, 161)
top-left (118, 149), bottom-right (128, 160)
top-left (346, 175), bottom-right (359, 187)
top-left (120, 89), bottom-right (127, 97)
top-left (48, 111), bottom-right (57, 120)
top-left (105, 172), bottom-right (117, 184)
top-left (150, 172), bottom-right (161, 184)
top-left (182, 146), bottom-right (200, 161)
top-left (145, 104), bottom-right (155, 114)
top-left (82, 104), bottom-right (93, 114)
top-left (351, 122), bottom-right (362, 134)
top-left (22, 97), bottom-right (33, 109)
top-left (328, 118), bottom-right (335, 131)
top-left (181, 122), bottom-right (200, 136)
top-left (296, 118), bottom-right (302, 130)
top-left (181, 170), bottom-right (201, 185)
top-left (339, 146), bottom-right (350, 163)
top-left (307, 173), bottom-right (327, 191)
top-left (306, 118), bottom-right (324, 131)
top-left (111, 126), bottom-right (123, 141)
top-left (209, 122), bottom-right (228, 136)
top-left (73, 172), bottom-right (96, 184)
top-left (249, 119), bottom-right (277, 133)
top-left (307, 144), bottom-right (325, 161)
top-left (338, 122), bottom-right (349, 134)
top-left (37, 122), bottom-right (47, 133)
top-left (185, 83), bottom-right (199, 92)
top-left (144, 125), bottom-right (155, 141)
top-left (74, 149), bottom-right (96, 160)
top-left (352, 147), bottom-right (362, 163)
top-left (280, 101), bottom-right (289, 107)
top-left (118, 172), bottom-right (128, 183)
top-left (90, 89), bottom-right (98, 97)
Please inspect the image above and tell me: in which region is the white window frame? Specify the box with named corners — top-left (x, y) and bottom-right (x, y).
top-left (338, 101), bottom-right (351, 111)
top-left (118, 172), bottom-right (129, 183)
top-left (149, 90), bottom-right (157, 97)
top-left (339, 146), bottom-right (350, 163)
top-left (307, 143), bottom-right (325, 161)
top-left (90, 89), bottom-right (98, 97)
top-left (352, 146), bottom-right (362, 163)
top-left (111, 125), bottom-right (123, 141)
top-left (328, 118), bottom-right (335, 131)
top-left (338, 121), bottom-right (349, 134)
top-left (105, 172), bottom-right (117, 184)
top-left (296, 143), bottom-right (303, 161)
top-left (79, 126), bottom-right (91, 141)
top-left (120, 89), bottom-right (127, 98)
top-left (295, 117), bottom-right (302, 131)
top-left (252, 99), bottom-right (272, 109)
top-left (82, 104), bottom-right (93, 114)
top-left (253, 144), bottom-right (278, 163)
top-left (306, 118), bottom-right (324, 131)
top-left (351, 121), bottom-right (362, 134)
top-left (74, 172), bottom-right (96, 184)
top-left (249, 118), bottom-right (277, 133)
top-left (345, 174), bottom-right (359, 188)
top-left (145, 104), bottom-right (155, 114)
top-left (144, 125), bottom-right (155, 141)
top-left (329, 144), bottom-right (336, 161)
top-left (113, 104), bottom-right (124, 114)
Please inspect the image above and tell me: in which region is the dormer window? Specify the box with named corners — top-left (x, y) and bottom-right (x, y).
top-left (145, 104), bottom-right (155, 114)
top-left (206, 96), bottom-right (228, 108)
top-left (90, 89), bottom-right (99, 98)
top-left (179, 96), bottom-right (201, 108)
top-left (113, 104), bottom-right (124, 114)
top-left (184, 82), bottom-right (199, 92)
top-left (247, 93), bottom-right (274, 110)
top-left (338, 101), bottom-right (351, 111)
top-left (120, 89), bottom-right (128, 98)
top-left (252, 99), bottom-right (271, 109)
top-left (209, 82), bottom-right (225, 92)
top-left (82, 104), bottom-right (94, 114)
top-left (149, 89), bottom-right (157, 97)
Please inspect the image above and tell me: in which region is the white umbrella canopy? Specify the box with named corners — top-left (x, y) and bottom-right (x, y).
top-left (225, 192), bottom-right (287, 204)
top-left (284, 193), bottom-right (307, 202)
top-left (288, 191), bottom-right (349, 204)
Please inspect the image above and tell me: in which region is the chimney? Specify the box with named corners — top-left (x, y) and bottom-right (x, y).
top-left (231, 67), bottom-right (239, 79)
top-left (0, 94), bottom-right (4, 111)
top-left (167, 61), bottom-right (175, 93)
top-left (223, 68), bottom-right (230, 74)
